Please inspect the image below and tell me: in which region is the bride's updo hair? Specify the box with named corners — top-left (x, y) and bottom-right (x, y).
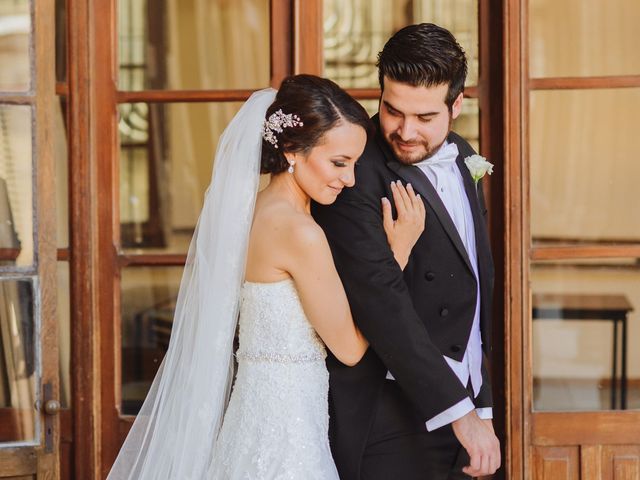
top-left (261, 74), bottom-right (372, 175)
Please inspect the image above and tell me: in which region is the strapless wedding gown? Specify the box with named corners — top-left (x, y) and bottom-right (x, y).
top-left (208, 278), bottom-right (339, 479)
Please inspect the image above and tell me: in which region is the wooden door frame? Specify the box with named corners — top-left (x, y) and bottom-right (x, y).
top-left (65, 0), bottom-right (516, 478)
top-left (0, 0), bottom-right (59, 477)
top-left (68, 1), bottom-right (298, 478)
top-left (294, 2), bottom-right (511, 479)
top-left (503, 0), bottom-right (526, 478)
top-left (505, 1), bottom-right (640, 479)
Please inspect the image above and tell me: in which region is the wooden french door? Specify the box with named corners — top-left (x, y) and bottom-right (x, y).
top-left (58, 0), bottom-right (506, 477)
top-left (0, 0), bottom-right (60, 478)
top-left (82, 1), bottom-right (296, 478)
top-left (73, 1), bottom-right (508, 479)
top-left (505, 0), bottom-right (640, 479)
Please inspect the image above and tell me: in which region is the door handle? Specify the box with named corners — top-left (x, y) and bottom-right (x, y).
top-left (44, 399), bottom-right (61, 415)
top-left (43, 382), bottom-right (58, 452)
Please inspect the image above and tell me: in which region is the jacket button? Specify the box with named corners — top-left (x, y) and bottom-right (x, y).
top-left (425, 272), bottom-right (435, 281)
top-left (440, 308), bottom-right (449, 317)
top-left (450, 344), bottom-right (462, 353)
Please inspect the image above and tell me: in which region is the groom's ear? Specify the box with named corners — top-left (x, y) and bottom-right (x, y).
top-left (451, 92), bottom-right (464, 120)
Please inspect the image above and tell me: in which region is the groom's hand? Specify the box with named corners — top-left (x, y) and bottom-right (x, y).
top-left (452, 410), bottom-right (501, 477)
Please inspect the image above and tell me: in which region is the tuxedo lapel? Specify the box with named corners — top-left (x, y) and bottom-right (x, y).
top-left (455, 152), bottom-right (492, 285)
top-left (456, 155), bottom-right (487, 244)
top-left (383, 144), bottom-right (474, 274)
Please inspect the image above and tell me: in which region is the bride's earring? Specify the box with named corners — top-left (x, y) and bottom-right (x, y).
top-left (288, 161), bottom-right (295, 174)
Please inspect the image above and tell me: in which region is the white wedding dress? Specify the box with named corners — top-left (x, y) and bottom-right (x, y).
top-left (208, 278), bottom-right (340, 479)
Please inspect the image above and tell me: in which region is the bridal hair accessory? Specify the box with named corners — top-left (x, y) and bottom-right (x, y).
top-left (262, 109), bottom-right (304, 149)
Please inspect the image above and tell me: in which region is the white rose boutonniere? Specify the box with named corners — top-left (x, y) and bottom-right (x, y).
top-left (464, 154), bottom-right (494, 185)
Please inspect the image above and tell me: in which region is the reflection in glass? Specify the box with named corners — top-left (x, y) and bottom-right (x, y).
top-left (453, 97), bottom-right (479, 153)
top-left (530, 88), bottom-right (640, 243)
top-left (119, 102), bottom-right (243, 253)
top-left (120, 266), bottom-right (182, 415)
top-left (358, 99), bottom-right (379, 118)
top-left (57, 262), bottom-right (70, 408)
top-left (55, 0), bottom-right (66, 83)
top-left (55, 97), bottom-right (69, 248)
top-left (0, 0), bottom-right (31, 92)
top-left (323, 0), bottom-right (478, 89)
top-left (117, 0), bottom-right (270, 91)
top-left (529, 0), bottom-right (640, 78)
top-left (0, 105), bottom-right (33, 266)
top-left (0, 278), bottom-right (38, 443)
top-left (532, 259), bottom-right (640, 411)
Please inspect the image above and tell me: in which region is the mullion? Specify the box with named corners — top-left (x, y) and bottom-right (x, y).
top-left (116, 89), bottom-right (258, 104)
top-left (0, 94), bottom-right (35, 105)
top-left (529, 75), bottom-right (640, 90)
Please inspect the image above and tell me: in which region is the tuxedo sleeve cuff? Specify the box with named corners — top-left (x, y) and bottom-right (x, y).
top-left (476, 407), bottom-right (493, 420)
top-left (425, 397), bottom-right (475, 432)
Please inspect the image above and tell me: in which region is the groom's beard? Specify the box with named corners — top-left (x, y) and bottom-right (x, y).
top-left (386, 115), bottom-right (454, 166)
top-left (389, 134), bottom-right (445, 165)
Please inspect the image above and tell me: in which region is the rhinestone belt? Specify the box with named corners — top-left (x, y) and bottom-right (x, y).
top-left (235, 351), bottom-right (325, 363)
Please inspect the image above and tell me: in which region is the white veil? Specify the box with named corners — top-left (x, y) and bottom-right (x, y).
top-left (107, 88), bottom-right (277, 479)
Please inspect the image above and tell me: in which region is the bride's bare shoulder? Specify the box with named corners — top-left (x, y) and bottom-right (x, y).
top-left (253, 199), bottom-right (326, 250)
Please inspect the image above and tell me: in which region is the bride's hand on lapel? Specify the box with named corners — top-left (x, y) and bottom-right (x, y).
top-left (382, 180), bottom-right (426, 270)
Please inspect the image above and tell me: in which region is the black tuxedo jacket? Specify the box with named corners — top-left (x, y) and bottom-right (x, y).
top-left (311, 120), bottom-right (495, 480)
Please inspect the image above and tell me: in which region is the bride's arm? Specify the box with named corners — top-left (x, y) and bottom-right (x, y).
top-left (382, 181), bottom-right (425, 270)
top-left (284, 221), bottom-right (368, 367)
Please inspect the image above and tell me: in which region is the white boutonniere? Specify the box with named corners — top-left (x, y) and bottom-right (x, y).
top-left (464, 154), bottom-right (494, 185)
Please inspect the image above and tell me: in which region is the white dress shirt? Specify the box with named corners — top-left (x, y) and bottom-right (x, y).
top-left (386, 140), bottom-right (492, 432)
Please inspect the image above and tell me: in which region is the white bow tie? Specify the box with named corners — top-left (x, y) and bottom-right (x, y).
top-left (421, 142), bottom-right (459, 167)
top-left (417, 142), bottom-right (460, 192)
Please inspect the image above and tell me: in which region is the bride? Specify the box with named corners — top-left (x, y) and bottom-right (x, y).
top-left (107, 74), bottom-right (425, 479)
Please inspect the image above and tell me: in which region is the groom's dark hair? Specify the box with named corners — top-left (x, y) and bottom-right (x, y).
top-left (261, 74), bottom-right (372, 175)
top-left (377, 23), bottom-right (468, 110)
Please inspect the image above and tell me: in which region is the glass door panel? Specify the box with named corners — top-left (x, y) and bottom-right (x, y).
top-left (323, 0), bottom-right (478, 88)
top-left (0, 0), bottom-right (31, 92)
top-left (532, 259), bottom-right (640, 411)
top-left (0, 278), bottom-right (38, 444)
top-left (117, 0), bottom-right (271, 91)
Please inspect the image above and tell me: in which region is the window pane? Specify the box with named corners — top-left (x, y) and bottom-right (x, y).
top-left (454, 97), bottom-right (479, 153)
top-left (530, 89), bottom-right (640, 243)
top-left (117, 0), bottom-right (270, 91)
top-left (0, 104), bottom-right (33, 266)
top-left (529, 0), bottom-right (640, 78)
top-left (55, 0), bottom-right (66, 83)
top-left (323, 0), bottom-right (478, 89)
top-left (57, 262), bottom-right (70, 408)
top-left (120, 266), bottom-right (182, 415)
top-left (532, 259), bottom-right (640, 411)
top-left (0, 278), bottom-right (38, 443)
top-left (118, 101), bottom-right (243, 253)
top-left (55, 97), bottom-right (68, 248)
top-left (0, 0), bottom-right (31, 92)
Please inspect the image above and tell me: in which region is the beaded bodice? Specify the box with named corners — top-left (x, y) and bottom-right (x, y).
top-left (235, 278), bottom-right (327, 363)
top-left (209, 277), bottom-right (339, 479)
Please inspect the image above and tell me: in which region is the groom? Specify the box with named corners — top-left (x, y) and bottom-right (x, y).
top-left (312, 24), bottom-right (500, 479)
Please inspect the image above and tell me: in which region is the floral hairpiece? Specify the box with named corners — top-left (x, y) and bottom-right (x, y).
top-left (261, 109), bottom-right (304, 149)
